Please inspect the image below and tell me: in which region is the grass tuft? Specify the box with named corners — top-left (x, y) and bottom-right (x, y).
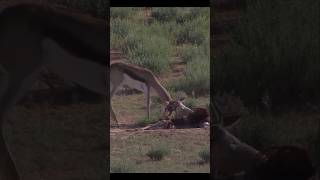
top-left (198, 149), bottom-right (210, 163)
top-left (146, 147), bottom-right (170, 161)
top-left (110, 163), bottom-right (133, 173)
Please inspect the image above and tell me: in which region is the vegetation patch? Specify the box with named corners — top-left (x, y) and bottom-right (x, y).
top-left (146, 147), bottom-right (170, 161)
top-left (110, 163), bottom-right (133, 173)
top-left (111, 7), bottom-right (209, 75)
top-left (198, 149), bottom-right (210, 164)
top-left (170, 56), bottom-right (210, 96)
top-left (214, 0), bottom-right (319, 108)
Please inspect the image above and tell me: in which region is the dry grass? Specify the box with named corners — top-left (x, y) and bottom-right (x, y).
top-left (4, 103), bottom-right (107, 180)
top-left (110, 93), bottom-right (210, 173)
top-left (110, 128), bottom-right (209, 173)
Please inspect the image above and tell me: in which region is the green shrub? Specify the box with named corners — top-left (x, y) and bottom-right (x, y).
top-left (126, 31), bottom-right (171, 74)
top-left (110, 7), bottom-right (209, 75)
top-left (214, 0), bottom-right (319, 108)
top-left (171, 56), bottom-right (210, 96)
top-left (175, 25), bottom-right (205, 45)
top-left (110, 7), bottom-right (132, 19)
top-left (151, 8), bottom-right (178, 23)
top-left (110, 163), bottom-right (133, 173)
top-left (175, 8), bottom-right (195, 24)
top-left (174, 14), bottom-right (209, 45)
top-left (180, 44), bottom-right (203, 63)
top-left (146, 147), bottom-right (170, 161)
top-left (179, 43), bottom-right (210, 63)
top-left (198, 149), bottom-right (210, 163)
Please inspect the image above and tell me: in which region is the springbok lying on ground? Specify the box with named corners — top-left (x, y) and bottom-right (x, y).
top-left (256, 145), bottom-right (315, 180)
top-left (213, 124), bottom-right (267, 177)
top-left (142, 107), bottom-right (210, 130)
top-left (213, 100), bottom-right (316, 180)
top-left (215, 145), bottom-right (316, 180)
top-left (213, 99), bottom-right (267, 177)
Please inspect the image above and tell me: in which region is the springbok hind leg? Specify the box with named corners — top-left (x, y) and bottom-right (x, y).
top-left (110, 85), bottom-right (119, 126)
top-left (0, 69), bottom-right (40, 180)
top-left (110, 105), bottom-right (119, 126)
top-left (0, 133), bottom-right (19, 180)
top-left (146, 85), bottom-right (150, 120)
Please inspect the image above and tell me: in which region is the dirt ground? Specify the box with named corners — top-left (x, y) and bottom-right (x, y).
top-left (5, 103), bottom-right (108, 180)
top-left (110, 40), bottom-right (210, 172)
top-left (110, 57), bottom-right (210, 173)
top-left (110, 125), bottom-right (210, 173)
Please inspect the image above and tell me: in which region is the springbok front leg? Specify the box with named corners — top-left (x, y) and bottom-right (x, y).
top-left (146, 84), bottom-right (150, 120)
top-left (110, 80), bottom-right (120, 126)
top-left (0, 66), bottom-right (42, 180)
top-left (110, 105), bottom-right (119, 126)
top-left (121, 74), bottom-right (151, 120)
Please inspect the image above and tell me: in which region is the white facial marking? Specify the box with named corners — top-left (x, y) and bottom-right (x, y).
top-left (178, 101), bottom-right (193, 112)
top-left (174, 101), bottom-right (193, 119)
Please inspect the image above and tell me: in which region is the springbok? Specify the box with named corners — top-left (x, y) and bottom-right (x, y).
top-left (213, 100), bottom-right (316, 180)
top-left (0, 3), bottom-right (108, 179)
top-left (110, 59), bottom-right (194, 125)
top-left (0, 3), bottom-right (193, 179)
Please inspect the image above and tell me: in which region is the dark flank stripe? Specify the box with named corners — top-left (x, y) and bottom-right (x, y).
top-left (111, 62), bottom-right (148, 84)
top-left (122, 69), bottom-right (148, 84)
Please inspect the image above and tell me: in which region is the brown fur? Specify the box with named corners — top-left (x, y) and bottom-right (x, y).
top-left (255, 145), bottom-right (315, 180)
top-left (0, 3), bottom-right (107, 179)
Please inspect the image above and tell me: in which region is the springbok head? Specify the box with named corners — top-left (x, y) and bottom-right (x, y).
top-left (164, 97), bottom-right (194, 120)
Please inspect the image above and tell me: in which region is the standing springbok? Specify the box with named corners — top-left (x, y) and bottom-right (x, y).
top-left (0, 3), bottom-right (108, 179)
top-left (0, 3), bottom-right (192, 179)
top-left (110, 60), bottom-right (194, 125)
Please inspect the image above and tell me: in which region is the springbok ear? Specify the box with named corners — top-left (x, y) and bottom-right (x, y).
top-left (165, 101), bottom-right (170, 105)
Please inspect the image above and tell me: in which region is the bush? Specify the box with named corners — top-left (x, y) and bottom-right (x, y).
top-left (126, 31), bottom-right (171, 74)
top-left (175, 8), bottom-right (197, 24)
top-left (171, 55), bottom-right (210, 96)
top-left (110, 163), bottom-right (133, 173)
top-left (110, 7), bottom-right (209, 75)
top-left (110, 18), bottom-right (131, 38)
top-left (214, 0), bottom-right (319, 108)
top-left (175, 24), bottom-right (206, 45)
top-left (151, 8), bottom-right (178, 22)
top-left (110, 7), bottom-right (133, 19)
top-left (198, 149), bottom-right (210, 163)
top-left (111, 11), bottom-right (172, 74)
top-left (174, 12), bottom-right (209, 45)
top-left (179, 43), bottom-right (210, 63)
top-left (180, 44), bottom-right (203, 63)
top-left (146, 147), bottom-right (170, 161)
